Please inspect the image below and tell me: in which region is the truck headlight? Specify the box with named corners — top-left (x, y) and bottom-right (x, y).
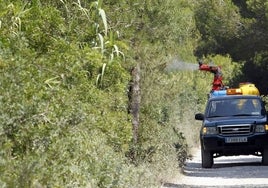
top-left (202, 127), bottom-right (217, 135)
top-left (255, 125), bottom-right (265, 133)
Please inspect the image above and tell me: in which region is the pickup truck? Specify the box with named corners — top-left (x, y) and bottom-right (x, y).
top-left (195, 95), bottom-right (268, 168)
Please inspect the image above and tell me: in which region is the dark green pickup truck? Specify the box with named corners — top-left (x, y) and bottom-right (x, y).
top-left (195, 95), bottom-right (268, 168)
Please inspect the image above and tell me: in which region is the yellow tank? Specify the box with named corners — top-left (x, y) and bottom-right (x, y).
top-left (239, 82), bottom-right (260, 96)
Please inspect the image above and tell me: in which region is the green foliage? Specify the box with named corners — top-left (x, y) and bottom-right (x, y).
top-left (242, 51), bottom-right (268, 94)
top-left (194, 0), bottom-right (268, 95)
top-left (194, 0), bottom-right (241, 57)
top-left (2, 0), bottom-right (255, 187)
top-left (3, 0), bottom-right (263, 187)
top-left (0, 0), bottom-right (200, 187)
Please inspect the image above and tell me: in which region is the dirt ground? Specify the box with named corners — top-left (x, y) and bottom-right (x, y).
top-left (162, 148), bottom-right (268, 188)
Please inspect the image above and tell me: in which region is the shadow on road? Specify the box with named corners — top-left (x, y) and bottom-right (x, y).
top-left (162, 152), bottom-right (268, 188)
top-left (183, 155), bottom-right (268, 179)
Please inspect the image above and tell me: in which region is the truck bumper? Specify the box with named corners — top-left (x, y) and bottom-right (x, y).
top-left (201, 133), bottom-right (268, 156)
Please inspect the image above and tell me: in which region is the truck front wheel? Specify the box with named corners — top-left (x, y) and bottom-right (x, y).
top-left (262, 149), bottom-right (268, 165)
top-left (201, 147), bottom-right (213, 168)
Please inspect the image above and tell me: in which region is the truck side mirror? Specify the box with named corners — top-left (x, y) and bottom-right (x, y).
top-left (195, 113), bottom-right (204, 120)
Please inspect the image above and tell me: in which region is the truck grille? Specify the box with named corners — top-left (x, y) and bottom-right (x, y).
top-left (219, 124), bottom-right (252, 135)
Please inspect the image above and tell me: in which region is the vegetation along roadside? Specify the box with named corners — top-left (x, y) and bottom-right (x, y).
top-left (0, 0), bottom-right (268, 187)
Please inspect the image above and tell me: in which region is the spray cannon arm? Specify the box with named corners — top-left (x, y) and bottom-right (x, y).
top-left (198, 61), bottom-right (224, 91)
top-left (198, 61), bottom-right (221, 74)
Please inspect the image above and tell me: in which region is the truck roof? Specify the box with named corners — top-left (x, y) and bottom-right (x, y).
top-left (208, 95), bottom-right (262, 101)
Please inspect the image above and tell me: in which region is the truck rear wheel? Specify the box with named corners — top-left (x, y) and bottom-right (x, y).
top-left (262, 149), bottom-right (268, 165)
top-left (201, 147), bottom-right (213, 168)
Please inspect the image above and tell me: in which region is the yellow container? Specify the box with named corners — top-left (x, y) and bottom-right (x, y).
top-left (239, 82), bottom-right (260, 96)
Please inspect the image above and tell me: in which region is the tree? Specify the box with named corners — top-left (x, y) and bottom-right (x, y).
top-left (194, 0), bottom-right (241, 58)
top-left (194, 0), bottom-right (268, 94)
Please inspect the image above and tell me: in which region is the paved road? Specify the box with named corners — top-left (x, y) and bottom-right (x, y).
top-left (163, 148), bottom-right (268, 188)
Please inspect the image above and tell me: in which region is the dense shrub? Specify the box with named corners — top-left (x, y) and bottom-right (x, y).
top-left (0, 0), bottom-right (242, 187)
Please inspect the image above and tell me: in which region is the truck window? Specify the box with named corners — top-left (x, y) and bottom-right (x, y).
top-left (207, 98), bottom-right (262, 117)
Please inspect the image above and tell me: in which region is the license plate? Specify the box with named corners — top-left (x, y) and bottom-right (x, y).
top-left (225, 137), bottom-right (247, 143)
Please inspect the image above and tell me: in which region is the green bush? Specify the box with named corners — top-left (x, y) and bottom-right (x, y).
top-left (0, 1), bottom-right (219, 187)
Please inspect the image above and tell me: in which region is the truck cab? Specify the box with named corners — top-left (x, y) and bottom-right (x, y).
top-left (195, 95), bottom-right (268, 168)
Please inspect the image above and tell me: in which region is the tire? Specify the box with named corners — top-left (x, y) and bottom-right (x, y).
top-left (262, 149), bottom-right (268, 165)
top-left (201, 147), bottom-right (213, 168)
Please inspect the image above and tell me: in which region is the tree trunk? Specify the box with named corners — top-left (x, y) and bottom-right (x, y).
top-left (129, 64), bottom-right (141, 144)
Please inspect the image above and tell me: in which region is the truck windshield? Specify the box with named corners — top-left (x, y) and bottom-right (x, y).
top-left (207, 98), bottom-right (263, 117)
